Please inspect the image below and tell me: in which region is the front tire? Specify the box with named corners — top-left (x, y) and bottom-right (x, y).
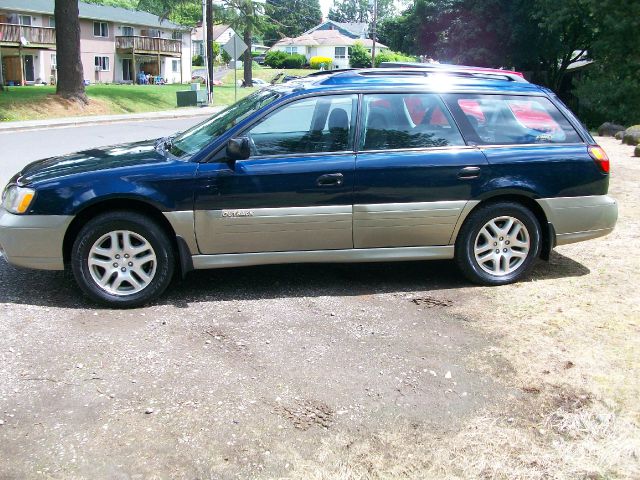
top-left (71, 211), bottom-right (175, 308)
top-left (455, 202), bottom-right (541, 285)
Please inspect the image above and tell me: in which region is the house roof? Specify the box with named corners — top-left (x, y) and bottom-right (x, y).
top-left (192, 24), bottom-right (234, 42)
top-left (0, 0), bottom-right (187, 30)
top-left (274, 29), bottom-right (387, 49)
top-left (304, 20), bottom-right (368, 39)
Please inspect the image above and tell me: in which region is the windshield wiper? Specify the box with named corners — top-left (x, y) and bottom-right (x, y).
top-left (155, 136), bottom-right (173, 154)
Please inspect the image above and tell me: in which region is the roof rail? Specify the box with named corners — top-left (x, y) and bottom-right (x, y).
top-left (378, 62), bottom-right (528, 83)
top-left (317, 68), bottom-right (525, 84)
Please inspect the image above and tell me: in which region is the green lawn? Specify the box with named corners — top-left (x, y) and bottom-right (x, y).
top-left (0, 83), bottom-right (254, 122)
top-left (0, 68), bottom-right (313, 122)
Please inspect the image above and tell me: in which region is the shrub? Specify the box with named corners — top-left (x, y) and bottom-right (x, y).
top-left (310, 56), bottom-right (333, 69)
top-left (264, 50), bottom-right (289, 68)
top-left (373, 50), bottom-right (416, 67)
top-left (283, 53), bottom-right (307, 68)
top-left (349, 42), bottom-right (371, 68)
top-left (192, 54), bottom-right (204, 66)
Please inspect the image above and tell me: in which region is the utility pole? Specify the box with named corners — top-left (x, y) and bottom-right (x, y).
top-left (201, 0), bottom-right (211, 104)
top-left (371, 0), bottom-right (377, 67)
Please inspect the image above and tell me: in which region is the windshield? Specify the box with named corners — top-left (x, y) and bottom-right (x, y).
top-left (169, 89), bottom-right (283, 158)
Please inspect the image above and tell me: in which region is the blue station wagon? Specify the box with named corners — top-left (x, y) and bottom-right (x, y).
top-left (0, 68), bottom-right (618, 307)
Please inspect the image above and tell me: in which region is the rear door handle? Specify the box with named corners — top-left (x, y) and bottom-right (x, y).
top-left (316, 173), bottom-right (344, 187)
top-left (458, 166), bottom-right (481, 180)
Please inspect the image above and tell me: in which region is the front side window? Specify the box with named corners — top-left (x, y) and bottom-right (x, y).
top-left (172, 31), bottom-right (182, 40)
top-left (335, 47), bottom-right (346, 59)
top-left (360, 93), bottom-right (465, 151)
top-left (94, 56), bottom-right (110, 71)
top-left (169, 89), bottom-right (284, 158)
top-left (285, 46), bottom-right (298, 54)
top-left (246, 94), bottom-right (358, 156)
top-left (122, 26), bottom-right (134, 36)
top-left (19, 15), bottom-right (32, 26)
top-left (94, 21), bottom-right (108, 37)
top-left (172, 59), bottom-right (180, 72)
top-left (448, 94), bottom-right (582, 145)
top-left (48, 17), bottom-right (55, 28)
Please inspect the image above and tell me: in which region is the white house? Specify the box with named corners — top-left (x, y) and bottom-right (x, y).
top-left (191, 24), bottom-right (236, 57)
top-left (271, 20), bottom-right (388, 69)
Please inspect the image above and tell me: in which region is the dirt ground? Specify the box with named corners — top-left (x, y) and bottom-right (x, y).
top-left (0, 136), bottom-right (638, 479)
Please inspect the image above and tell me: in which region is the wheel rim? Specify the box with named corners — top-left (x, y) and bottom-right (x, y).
top-left (88, 230), bottom-right (157, 296)
top-left (474, 216), bottom-right (530, 277)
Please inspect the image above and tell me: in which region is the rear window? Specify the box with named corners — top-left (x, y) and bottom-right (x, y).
top-left (360, 93), bottom-right (465, 151)
top-left (448, 94), bottom-right (582, 145)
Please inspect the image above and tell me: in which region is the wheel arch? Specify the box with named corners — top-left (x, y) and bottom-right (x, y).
top-left (63, 198), bottom-right (193, 275)
top-left (453, 193), bottom-right (554, 260)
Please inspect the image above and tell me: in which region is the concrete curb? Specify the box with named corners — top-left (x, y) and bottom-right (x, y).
top-left (0, 106), bottom-right (222, 133)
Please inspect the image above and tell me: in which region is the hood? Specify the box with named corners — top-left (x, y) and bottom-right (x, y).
top-left (17, 139), bottom-right (173, 186)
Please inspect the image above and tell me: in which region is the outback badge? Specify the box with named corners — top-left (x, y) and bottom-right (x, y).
top-left (222, 210), bottom-right (255, 217)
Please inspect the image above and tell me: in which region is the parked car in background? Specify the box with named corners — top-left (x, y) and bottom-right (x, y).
top-left (254, 54), bottom-right (266, 65)
top-left (0, 68), bottom-right (617, 307)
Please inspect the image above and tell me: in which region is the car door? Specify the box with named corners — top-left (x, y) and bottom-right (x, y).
top-left (353, 92), bottom-right (489, 248)
top-left (194, 94), bottom-right (358, 255)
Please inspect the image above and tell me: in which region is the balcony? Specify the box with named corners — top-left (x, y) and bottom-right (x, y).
top-left (0, 23), bottom-right (56, 48)
top-left (116, 36), bottom-right (181, 57)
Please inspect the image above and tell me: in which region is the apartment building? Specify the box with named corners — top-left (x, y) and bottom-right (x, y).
top-left (0, 0), bottom-right (191, 86)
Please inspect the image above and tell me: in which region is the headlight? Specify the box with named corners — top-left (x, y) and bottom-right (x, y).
top-left (2, 185), bottom-right (36, 214)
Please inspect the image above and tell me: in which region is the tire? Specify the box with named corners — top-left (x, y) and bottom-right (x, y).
top-left (455, 201), bottom-right (541, 285)
top-left (71, 211), bottom-right (175, 308)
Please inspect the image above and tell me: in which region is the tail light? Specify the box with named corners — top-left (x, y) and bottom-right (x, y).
top-left (588, 145), bottom-right (610, 173)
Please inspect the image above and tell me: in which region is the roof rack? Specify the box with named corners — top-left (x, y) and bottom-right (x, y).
top-left (317, 68), bottom-right (526, 85)
top-left (378, 62), bottom-right (528, 83)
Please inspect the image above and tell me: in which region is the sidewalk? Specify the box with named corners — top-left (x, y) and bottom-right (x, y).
top-left (0, 106), bottom-right (222, 133)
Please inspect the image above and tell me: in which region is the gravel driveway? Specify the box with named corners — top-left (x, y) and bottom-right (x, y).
top-left (1, 137), bottom-right (638, 479)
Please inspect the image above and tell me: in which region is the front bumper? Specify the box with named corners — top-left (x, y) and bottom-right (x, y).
top-left (536, 195), bottom-right (618, 246)
top-left (0, 209), bottom-right (73, 270)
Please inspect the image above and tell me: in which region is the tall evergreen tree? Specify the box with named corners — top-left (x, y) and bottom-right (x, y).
top-left (55, 0), bottom-right (87, 103)
top-left (262, 0), bottom-right (322, 46)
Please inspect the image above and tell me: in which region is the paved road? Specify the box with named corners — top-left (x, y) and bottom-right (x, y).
top-left (0, 115), bottom-right (209, 187)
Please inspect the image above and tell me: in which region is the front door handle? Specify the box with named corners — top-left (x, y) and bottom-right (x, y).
top-left (316, 173), bottom-right (344, 187)
top-left (458, 166), bottom-right (481, 180)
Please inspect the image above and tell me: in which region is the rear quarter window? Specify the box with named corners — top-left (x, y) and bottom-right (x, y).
top-left (447, 94), bottom-right (582, 145)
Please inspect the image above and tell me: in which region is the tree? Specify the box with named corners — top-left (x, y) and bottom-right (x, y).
top-left (574, 0), bottom-right (640, 125)
top-left (349, 42), bottom-right (372, 67)
top-left (218, 0), bottom-right (268, 86)
top-left (55, 0), bottom-right (87, 103)
top-left (262, 0), bottom-right (322, 46)
top-left (328, 0), bottom-right (395, 24)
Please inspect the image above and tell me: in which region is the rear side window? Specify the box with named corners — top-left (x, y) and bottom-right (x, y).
top-left (360, 93), bottom-right (465, 151)
top-left (447, 94), bottom-right (582, 145)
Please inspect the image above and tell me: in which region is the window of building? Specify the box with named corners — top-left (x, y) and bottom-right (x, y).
top-left (447, 94), bottom-right (582, 145)
top-left (247, 94), bottom-right (358, 156)
top-left (51, 54), bottom-right (57, 69)
top-left (122, 26), bottom-right (134, 36)
top-left (360, 93), bottom-right (465, 151)
top-left (171, 31), bottom-right (182, 41)
top-left (285, 46), bottom-right (298, 54)
top-left (94, 56), bottom-right (110, 71)
top-left (335, 47), bottom-right (346, 59)
top-left (172, 60), bottom-right (180, 73)
top-left (48, 17), bottom-right (56, 28)
top-left (93, 21), bottom-right (108, 37)
top-left (144, 29), bottom-right (161, 38)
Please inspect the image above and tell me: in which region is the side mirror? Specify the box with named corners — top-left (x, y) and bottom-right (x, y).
top-left (226, 137), bottom-right (251, 163)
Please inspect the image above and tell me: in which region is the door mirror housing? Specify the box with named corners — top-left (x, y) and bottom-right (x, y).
top-left (226, 137), bottom-right (251, 162)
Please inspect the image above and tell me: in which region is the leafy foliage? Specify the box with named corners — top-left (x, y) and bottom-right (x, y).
top-left (282, 53), bottom-right (307, 68)
top-left (309, 56), bottom-right (333, 69)
top-left (328, 0), bottom-right (395, 24)
top-left (373, 50), bottom-right (415, 67)
top-left (262, 0), bottom-right (323, 46)
top-left (349, 42), bottom-right (371, 68)
top-left (264, 50), bottom-right (290, 68)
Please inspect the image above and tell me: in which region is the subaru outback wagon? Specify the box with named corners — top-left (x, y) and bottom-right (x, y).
top-left (0, 68), bottom-right (618, 307)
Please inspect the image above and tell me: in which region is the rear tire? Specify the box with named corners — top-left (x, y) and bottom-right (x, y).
top-left (71, 211), bottom-right (175, 308)
top-left (455, 202), bottom-right (541, 285)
